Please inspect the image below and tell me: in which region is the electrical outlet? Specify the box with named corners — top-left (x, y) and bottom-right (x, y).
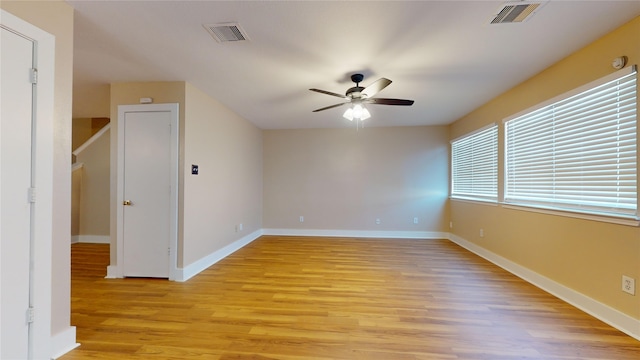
top-left (449, 221), bottom-right (453, 229)
top-left (299, 216), bottom-right (304, 223)
top-left (239, 223), bottom-right (243, 231)
top-left (479, 229), bottom-right (484, 238)
top-left (413, 217), bottom-right (419, 224)
top-left (375, 218), bottom-right (381, 225)
top-left (622, 275), bottom-right (635, 295)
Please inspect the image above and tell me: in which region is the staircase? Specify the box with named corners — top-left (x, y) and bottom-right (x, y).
top-left (71, 118), bottom-right (110, 244)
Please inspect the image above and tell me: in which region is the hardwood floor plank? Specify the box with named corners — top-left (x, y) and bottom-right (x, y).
top-left (61, 238), bottom-right (640, 359)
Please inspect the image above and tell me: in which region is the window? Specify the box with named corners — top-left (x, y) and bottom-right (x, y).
top-left (504, 66), bottom-right (637, 218)
top-left (451, 124), bottom-right (498, 202)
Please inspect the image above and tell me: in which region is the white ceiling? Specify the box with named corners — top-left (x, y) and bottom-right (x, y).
top-left (68, 1), bottom-right (640, 129)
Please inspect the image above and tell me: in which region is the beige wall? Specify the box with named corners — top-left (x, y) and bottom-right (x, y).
top-left (3, 1), bottom-right (635, 349)
top-left (109, 81), bottom-right (186, 266)
top-left (71, 167), bottom-right (82, 236)
top-left (72, 117), bottom-right (110, 152)
top-left (449, 16), bottom-right (640, 319)
top-left (75, 128), bottom-right (111, 238)
top-left (110, 82), bottom-right (263, 269)
top-left (182, 83), bottom-right (263, 267)
top-left (263, 126), bottom-right (449, 232)
top-left (1, 0), bottom-right (75, 340)
top-left (72, 118), bottom-right (92, 151)
top-left (73, 83), bottom-right (110, 118)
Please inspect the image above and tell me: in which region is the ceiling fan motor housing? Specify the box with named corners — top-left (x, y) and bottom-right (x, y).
top-left (347, 74), bottom-right (366, 98)
top-left (309, 73), bottom-right (414, 113)
top-left (350, 73), bottom-right (364, 84)
top-left (346, 86), bottom-right (365, 98)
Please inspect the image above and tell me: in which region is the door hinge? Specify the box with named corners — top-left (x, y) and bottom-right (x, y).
top-left (30, 68), bottom-right (38, 84)
top-left (28, 187), bottom-right (36, 203)
top-left (27, 307), bottom-right (35, 323)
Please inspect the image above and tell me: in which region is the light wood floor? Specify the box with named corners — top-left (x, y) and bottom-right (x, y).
top-left (62, 236), bottom-right (640, 359)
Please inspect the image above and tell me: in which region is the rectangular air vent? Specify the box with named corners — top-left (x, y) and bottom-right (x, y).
top-left (490, 2), bottom-right (544, 24)
top-left (203, 22), bottom-right (249, 42)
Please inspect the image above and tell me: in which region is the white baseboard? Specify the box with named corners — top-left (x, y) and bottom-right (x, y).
top-left (175, 229), bottom-right (263, 282)
top-left (50, 326), bottom-right (79, 359)
top-left (447, 233), bottom-right (640, 341)
top-left (71, 235), bottom-right (110, 244)
top-left (71, 162), bottom-right (84, 172)
top-left (124, 229), bottom-right (441, 283)
top-left (105, 265), bottom-right (119, 279)
top-left (262, 228), bottom-right (448, 239)
top-left (82, 229), bottom-right (640, 341)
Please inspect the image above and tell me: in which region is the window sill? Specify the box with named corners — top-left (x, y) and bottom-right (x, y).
top-left (501, 204), bottom-right (639, 227)
top-left (449, 198), bottom-right (639, 226)
top-left (450, 197), bottom-right (499, 206)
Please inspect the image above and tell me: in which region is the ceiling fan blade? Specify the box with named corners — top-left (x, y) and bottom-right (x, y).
top-left (365, 98), bottom-right (414, 106)
top-left (309, 88), bottom-right (347, 98)
top-left (361, 78), bottom-right (392, 98)
top-left (312, 102), bottom-right (348, 112)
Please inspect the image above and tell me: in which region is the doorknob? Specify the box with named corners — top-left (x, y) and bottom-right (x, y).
top-left (123, 200), bottom-right (132, 206)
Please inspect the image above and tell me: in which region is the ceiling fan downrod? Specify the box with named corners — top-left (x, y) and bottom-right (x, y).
top-left (350, 73), bottom-right (364, 86)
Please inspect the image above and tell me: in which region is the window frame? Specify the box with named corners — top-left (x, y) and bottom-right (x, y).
top-left (502, 66), bottom-right (638, 220)
top-left (450, 123), bottom-right (499, 203)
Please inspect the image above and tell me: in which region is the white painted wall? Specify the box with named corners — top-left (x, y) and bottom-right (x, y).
top-left (182, 83), bottom-right (263, 268)
top-left (263, 126), bottom-right (449, 233)
top-left (108, 82), bottom-right (263, 274)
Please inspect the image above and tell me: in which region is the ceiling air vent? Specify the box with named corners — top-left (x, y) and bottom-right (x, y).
top-left (203, 22), bottom-right (249, 42)
top-left (490, 2), bottom-right (544, 24)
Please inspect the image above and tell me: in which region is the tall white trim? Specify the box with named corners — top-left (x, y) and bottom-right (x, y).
top-left (175, 229), bottom-right (263, 282)
top-left (262, 228), bottom-right (447, 239)
top-left (175, 229), bottom-right (443, 282)
top-left (50, 327), bottom-right (79, 360)
top-left (71, 235), bottom-right (110, 244)
top-left (71, 162), bottom-right (84, 172)
top-left (105, 265), bottom-right (119, 279)
top-left (448, 233), bottom-right (640, 341)
top-left (105, 223), bottom-right (640, 341)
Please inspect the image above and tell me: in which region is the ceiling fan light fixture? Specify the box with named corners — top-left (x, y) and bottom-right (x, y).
top-left (312, 73), bottom-right (412, 122)
top-left (343, 104), bottom-right (370, 121)
top-left (360, 106), bottom-right (371, 120)
top-left (343, 107), bottom-right (354, 121)
top-left (353, 104), bottom-right (364, 119)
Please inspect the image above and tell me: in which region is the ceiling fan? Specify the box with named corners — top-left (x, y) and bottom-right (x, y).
top-left (310, 73), bottom-right (414, 121)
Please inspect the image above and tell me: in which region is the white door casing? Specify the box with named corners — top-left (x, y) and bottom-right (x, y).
top-left (0, 9), bottom-right (55, 359)
top-left (116, 104), bottom-right (179, 279)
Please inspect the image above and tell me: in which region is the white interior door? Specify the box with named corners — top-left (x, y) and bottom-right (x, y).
top-left (1, 10), bottom-right (55, 359)
top-left (0, 26), bottom-right (34, 359)
top-left (119, 105), bottom-right (178, 278)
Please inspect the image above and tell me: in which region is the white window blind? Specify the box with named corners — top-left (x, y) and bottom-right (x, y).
top-left (505, 66), bottom-right (637, 218)
top-left (451, 124), bottom-right (498, 201)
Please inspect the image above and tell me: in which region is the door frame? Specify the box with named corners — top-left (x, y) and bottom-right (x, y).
top-left (1, 9), bottom-right (55, 359)
top-left (115, 103), bottom-right (179, 280)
